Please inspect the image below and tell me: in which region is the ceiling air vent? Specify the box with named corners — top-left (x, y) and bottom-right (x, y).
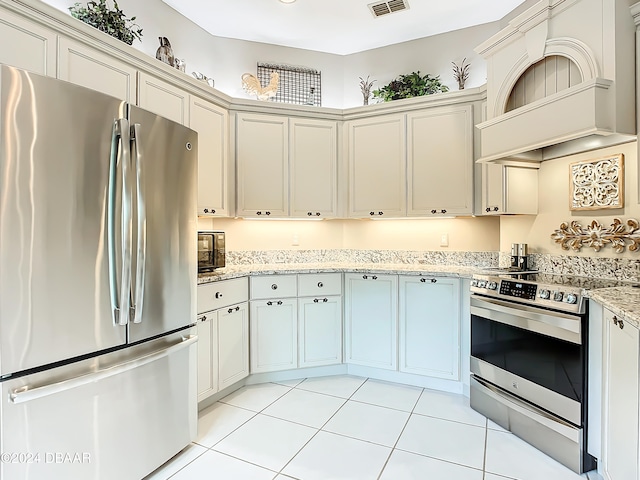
top-left (368, 0), bottom-right (409, 18)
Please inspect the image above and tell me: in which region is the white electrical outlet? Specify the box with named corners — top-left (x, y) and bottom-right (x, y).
top-left (440, 233), bottom-right (449, 247)
top-left (292, 233), bottom-right (300, 246)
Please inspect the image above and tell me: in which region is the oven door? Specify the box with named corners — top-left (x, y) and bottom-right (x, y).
top-left (470, 294), bottom-right (584, 425)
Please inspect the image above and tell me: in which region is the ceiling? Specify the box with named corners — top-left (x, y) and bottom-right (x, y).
top-left (161, 0), bottom-right (528, 56)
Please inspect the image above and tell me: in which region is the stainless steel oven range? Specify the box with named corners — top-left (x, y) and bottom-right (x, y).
top-left (470, 272), bottom-right (597, 474)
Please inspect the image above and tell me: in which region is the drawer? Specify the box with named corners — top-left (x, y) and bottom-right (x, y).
top-left (251, 275), bottom-right (297, 300)
top-left (298, 273), bottom-right (342, 297)
top-left (197, 277), bottom-right (249, 313)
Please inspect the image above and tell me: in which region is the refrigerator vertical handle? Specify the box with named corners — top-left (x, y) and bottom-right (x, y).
top-left (107, 118), bottom-right (132, 326)
top-left (131, 123), bottom-right (146, 324)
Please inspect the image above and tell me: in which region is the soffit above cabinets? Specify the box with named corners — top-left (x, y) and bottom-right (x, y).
top-left (475, 0), bottom-right (637, 164)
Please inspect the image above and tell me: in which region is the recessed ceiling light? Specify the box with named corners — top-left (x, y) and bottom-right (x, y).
top-left (279, 0), bottom-right (296, 3)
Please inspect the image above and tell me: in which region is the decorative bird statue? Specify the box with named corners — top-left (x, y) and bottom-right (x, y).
top-left (241, 72), bottom-right (279, 101)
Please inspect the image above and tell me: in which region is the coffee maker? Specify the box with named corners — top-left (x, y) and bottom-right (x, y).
top-left (510, 243), bottom-right (529, 271)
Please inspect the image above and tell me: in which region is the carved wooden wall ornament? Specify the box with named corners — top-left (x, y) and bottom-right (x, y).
top-left (570, 154), bottom-right (624, 211)
top-left (551, 218), bottom-right (640, 253)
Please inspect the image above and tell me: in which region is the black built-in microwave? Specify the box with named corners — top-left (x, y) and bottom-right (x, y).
top-left (198, 231), bottom-right (225, 272)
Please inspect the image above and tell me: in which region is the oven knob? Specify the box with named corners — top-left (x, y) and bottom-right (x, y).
top-left (470, 280), bottom-right (478, 287)
top-left (487, 281), bottom-right (498, 290)
top-left (565, 293), bottom-right (578, 304)
top-left (553, 291), bottom-right (564, 302)
top-left (478, 280), bottom-right (487, 288)
top-left (539, 289), bottom-right (550, 299)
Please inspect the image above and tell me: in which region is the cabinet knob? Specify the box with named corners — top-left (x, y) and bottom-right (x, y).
top-left (277, 300), bottom-right (283, 305)
top-left (317, 282), bottom-right (324, 288)
top-left (199, 315), bottom-right (207, 322)
top-left (493, 206), bottom-right (499, 212)
top-left (420, 278), bottom-right (426, 283)
top-left (271, 284), bottom-right (278, 290)
top-left (440, 210), bottom-right (447, 214)
top-left (370, 212), bottom-right (375, 216)
top-left (267, 301), bottom-right (273, 306)
top-left (431, 209), bottom-right (437, 214)
top-left (307, 212), bottom-right (312, 216)
top-left (256, 211), bottom-right (262, 215)
top-left (485, 207), bottom-right (490, 213)
top-left (378, 212), bottom-right (383, 216)
top-left (363, 275), bottom-right (368, 279)
top-left (323, 298), bottom-right (328, 303)
top-left (372, 275), bottom-right (378, 280)
top-left (228, 308), bottom-right (233, 313)
top-left (266, 211), bottom-right (271, 216)
top-left (613, 316), bottom-right (625, 329)
top-left (314, 298), bottom-right (319, 303)
top-left (316, 212), bottom-right (321, 216)
top-left (613, 315), bottom-right (618, 325)
top-left (215, 292), bottom-right (223, 298)
top-left (203, 208), bottom-right (216, 214)
top-left (236, 306), bottom-right (240, 312)
top-left (431, 278), bottom-right (437, 283)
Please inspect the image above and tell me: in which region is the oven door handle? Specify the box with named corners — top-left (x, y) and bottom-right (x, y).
top-left (470, 296), bottom-right (581, 344)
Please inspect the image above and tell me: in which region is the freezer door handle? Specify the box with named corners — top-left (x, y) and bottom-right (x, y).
top-left (107, 117), bottom-right (133, 326)
top-left (9, 335), bottom-right (198, 404)
top-left (131, 123), bottom-right (146, 324)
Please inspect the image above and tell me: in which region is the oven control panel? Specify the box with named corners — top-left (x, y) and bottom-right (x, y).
top-left (470, 274), bottom-right (585, 314)
top-left (500, 280), bottom-right (537, 300)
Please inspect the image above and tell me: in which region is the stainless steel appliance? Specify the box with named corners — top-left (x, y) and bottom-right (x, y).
top-left (509, 243), bottom-right (529, 271)
top-left (198, 230), bottom-right (226, 272)
top-left (0, 66), bottom-right (198, 480)
top-left (469, 272), bottom-right (596, 474)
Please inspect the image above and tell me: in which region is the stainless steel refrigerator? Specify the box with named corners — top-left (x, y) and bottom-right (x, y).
top-left (0, 65), bottom-right (198, 480)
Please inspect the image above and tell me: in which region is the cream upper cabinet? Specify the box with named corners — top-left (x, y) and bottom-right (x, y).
top-left (601, 308), bottom-right (639, 480)
top-left (190, 97), bottom-right (230, 216)
top-left (138, 72), bottom-right (189, 126)
top-left (407, 106), bottom-right (473, 216)
top-left (236, 113), bottom-right (288, 217)
top-left (289, 118), bottom-right (338, 218)
top-left (57, 37), bottom-right (137, 102)
top-left (346, 114), bottom-right (406, 218)
top-left (0, 9), bottom-right (56, 77)
top-left (481, 163), bottom-right (538, 215)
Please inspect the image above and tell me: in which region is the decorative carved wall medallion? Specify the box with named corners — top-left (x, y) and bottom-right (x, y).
top-left (551, 218), bottom-right (640, 253)
top-left (570, 154), bottom-right (624, 211)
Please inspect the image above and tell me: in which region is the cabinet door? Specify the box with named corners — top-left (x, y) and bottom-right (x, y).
top-left (299, 295), bottom-right (342, 367)
top-left (407, 106), bottom-right (473, 216)
top-left (250, 298), bottom-right (297, 373)
top-left (289, 118), bottom-right (338, 218)
top-left (346, 115), bottom-right (406, 218)
top-left (196, 312), bottom-right (217, 401)
top-left (0, 9), bottom-right (56, 77)
top-left (138, 72), bottom-right (189, 125)
top-left (399, 277), bottom-right (460, 379)
top-left (344, 274), bottom-right (397, 370)
top-left (190, 97), bottom-right (230, 216)
top-left (58, 37), bottom-right (136, 102)
top-left (236, 113), bottom-right (288, 217)
top-left (482, 163), bottom-right (538, 215)
top-left (602, 309), bottom-right (639, 480)
top-left (218, 302), bottom-right (249, 390)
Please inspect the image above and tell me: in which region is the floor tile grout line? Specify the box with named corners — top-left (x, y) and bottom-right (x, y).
top-left (160, 444), bottom-right (209, 480)
top-left (410, 409), bottom-right (488, 429)
top-left (375, 386), bottom-right (425, 480)
top-left (198, 409), bottom-right (259, 450)
top-left (204, 448), bottom-right (281, 477)
top-left (391, 446), bottom-right (487, 474)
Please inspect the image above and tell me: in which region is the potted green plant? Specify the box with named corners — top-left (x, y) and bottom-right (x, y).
top-left (69, 0), bottom-right (143, 45)
top-left (372, 71), bottom-right (449, 102)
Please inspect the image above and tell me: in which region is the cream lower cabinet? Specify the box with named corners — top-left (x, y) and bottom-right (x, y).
top-left (344, 273), bottom-right (398, 370)
top-left (250, 299), bottom-right (298, 373)
top-left (407, 106), bottom-right (473, 216)
top-left (57, 36), bottom-right (137, 102)
top-left (190, 97), bottom-right (230, 216)
top-left (399, 276), bottom-right (460, 379)
top-left (197, 310), bottom-right (217, 400)
top-left (601, 308), bottom-right (639, 480)
top-left (346, 115), bottom-right (406, 218)
top-left (0, 8), bottom-right (56, 77)
top-left (481, 162), bottom-right (538, 215)
top-left (138, 71), bottom-right (189, 126)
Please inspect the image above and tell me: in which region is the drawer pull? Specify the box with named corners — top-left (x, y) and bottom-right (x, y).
top-left (314, 298), bottom-right (319, 303)
top-left (236, 306), bottom-right (240, 312)
top-left (277, 300), bottom-right (283, 305)
top-left (215, 292), bottom-right (223, 299)
top-left (317, 282), bottom-right (324, 288)
top-left (267, 301), bottom-right (272, 306)
top-left (228, 308), bottom-right (233, 313)
top-left (323, 298), bottom-right (328, 303)
top-left (199, 315), bottom-right (207, 322)
top-left (363, 275), bottom-right (378, 280)
top-left (271, 284), bottom-right (278, 290)
top-left (420, 278), bottom-right (426, 283)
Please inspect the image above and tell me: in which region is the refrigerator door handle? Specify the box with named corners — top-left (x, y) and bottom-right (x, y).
top-left (9, 335), bottom-right (198, 404)
top-left (107, 118), bottom-right (133, 326)
top-left (131, 123), bottom-right (146, 324)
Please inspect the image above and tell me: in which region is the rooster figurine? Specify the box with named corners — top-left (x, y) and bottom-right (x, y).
top-left (241, 72), bottom-right (279, 101)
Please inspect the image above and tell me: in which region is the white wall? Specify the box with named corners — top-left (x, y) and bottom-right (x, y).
top-left (500, 141), bottom-right (639, 257)
top-left (39, 0), bottom-right (506, 108)
top-left (199, 217), bottom-right (501, 252)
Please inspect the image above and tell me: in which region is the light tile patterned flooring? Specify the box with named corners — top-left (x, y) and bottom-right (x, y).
top-left (144, 375), bottom-right (601, 480)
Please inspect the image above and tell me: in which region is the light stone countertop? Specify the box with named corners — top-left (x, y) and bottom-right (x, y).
top-left (197, 263), bottom-right (485, 284)
top-left (587, 286), bottom-right (640, 329)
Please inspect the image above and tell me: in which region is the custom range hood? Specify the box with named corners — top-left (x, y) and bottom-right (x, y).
top-left (475, 0), bottom-right (637, 164)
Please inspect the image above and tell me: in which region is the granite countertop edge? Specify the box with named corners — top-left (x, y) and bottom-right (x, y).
top-left (586, 286), bottom-right (640, 329)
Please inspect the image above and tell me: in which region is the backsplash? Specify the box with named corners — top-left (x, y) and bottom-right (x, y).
top-left (226, 249), bottom-right (499, 267)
